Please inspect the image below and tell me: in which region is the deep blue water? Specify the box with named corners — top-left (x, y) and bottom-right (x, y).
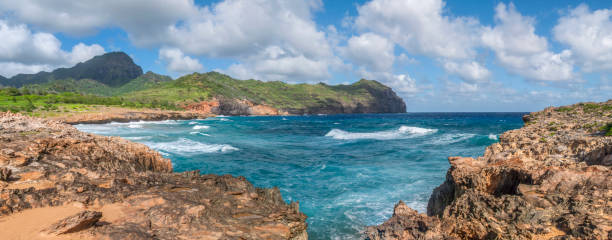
top-left (75, 113), bottom-right (525, 239)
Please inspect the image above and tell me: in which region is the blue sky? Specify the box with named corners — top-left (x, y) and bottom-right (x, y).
top-left (0, 0), bottom-right (611, 111)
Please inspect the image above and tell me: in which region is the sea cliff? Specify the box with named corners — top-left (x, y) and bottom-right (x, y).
top-left (366, 101), bottom-right (612, 239)
top-left (0, 112), bottom-right (307, 239)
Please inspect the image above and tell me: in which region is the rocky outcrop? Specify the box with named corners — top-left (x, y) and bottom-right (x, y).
top-left (185, 98), bottom-right (288, 116)
top-left (0, 112), bottom-right (307, 239)
top-left (366, 101), bottom-right (612, 239)
top-left (45, 210), bottom-right (103, 235)
top-left (48, 107), bottom-right (212, 124)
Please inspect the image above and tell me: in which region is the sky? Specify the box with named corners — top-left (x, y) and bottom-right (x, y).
top-left (0, 0), bottom-right (611, 112)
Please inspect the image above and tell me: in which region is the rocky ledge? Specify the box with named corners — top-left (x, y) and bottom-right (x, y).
top-left (0, 112), bottom-right (307, 239)
top-left (366, 101), bottom-right (612, 239)
top-left (47, 107), bottom-right (212, 125)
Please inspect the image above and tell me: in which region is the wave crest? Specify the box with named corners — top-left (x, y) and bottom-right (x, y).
top-left (325, 126), bottom-right (437, 140)
top-left (193, 125), bottom-right (210, 130)
top-left (144, 138), bottom-right (238, 156)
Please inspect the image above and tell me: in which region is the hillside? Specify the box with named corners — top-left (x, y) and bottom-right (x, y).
top-left (1, 52), bottom-right (406, 116)
top-left (124, 72), bottom-right (407, 115)
top-left (0, 52), bottom-right (143, 87)
top-left (23, 71), bottom-right (172, 96)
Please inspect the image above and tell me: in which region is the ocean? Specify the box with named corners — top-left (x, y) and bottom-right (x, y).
top-left (75, 113), bottom-right (525, 239)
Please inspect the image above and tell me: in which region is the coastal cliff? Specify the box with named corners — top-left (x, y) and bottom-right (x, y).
top-left (365, 101), bottom-right (612, 239)
top-left (0, 112), bottom-right (307, 239)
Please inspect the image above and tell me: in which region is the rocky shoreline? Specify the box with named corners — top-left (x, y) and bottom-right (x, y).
top-left (365, 101), bottom-right (612, 239)
top-left (0, 112), bottom-right (307, 239)
top-left (44, 107), bottom-right (212, 125)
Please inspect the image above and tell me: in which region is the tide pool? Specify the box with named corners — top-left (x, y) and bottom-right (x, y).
top-left (75, 113), bottom-right (525, 239)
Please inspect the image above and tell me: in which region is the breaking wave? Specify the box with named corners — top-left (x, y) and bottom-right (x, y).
top-left (192, 125), bottom-right (210, 130)
top-left (488, 134), bottom-right (498, 140)
top-left (143, 138), bottom-right (238, 156)
top-left (325, 126), bottom-right (437, 140)
top-left (429, 133), bottom-right (476, 145)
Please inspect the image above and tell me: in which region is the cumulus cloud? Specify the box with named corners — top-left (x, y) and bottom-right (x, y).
top-left (482, 3), bottom-right (575, 82)
top-left (158, 47), bottom-right (203, 75)
top-left (554, 5), bottom-right (612, 72)
top-left (355, 0), bottom-right (481, 60)
top-left (0, 0), bottom-right (336, 82)
top-left (0, 0), bottom-right (196, 39)
top-left (164, 0), bottom-right (337, 82)
top-left (0, 20), bottom-right (104, 77)
top-left (343, 33), bottom-right (395, 72)
top-left (357, 69), bottom-right (419, 95)
top-left (443, 61), bottom-right (490, 83)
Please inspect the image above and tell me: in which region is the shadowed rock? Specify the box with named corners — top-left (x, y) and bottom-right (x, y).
top-left (45, 210), bottom-right (102, 235)
top-left (366, 100), bottom-right (612, 239)
top-left (0, 112), bottom-right (307, 239)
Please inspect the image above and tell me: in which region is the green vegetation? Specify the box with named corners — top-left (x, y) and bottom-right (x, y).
top-left (600, 123), bottom-right (612, 136)
top-left (0, 87), bottom-right (178, 114)
top-left (123, 72), bottom-right (391, 111)
top-left (556, 106), bottom-right (574, 112)
top-left (1, 52), bottom-right (142, 87)
top-left (1, 51), bottom-right (404, 115)
top-left (23, 71), bottom-right (172, 97)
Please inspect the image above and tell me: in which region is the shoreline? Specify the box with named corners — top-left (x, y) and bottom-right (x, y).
top-left (0, 112), bottom-right (308, 239)
top-left (365, 101), bottom-right (612, 239)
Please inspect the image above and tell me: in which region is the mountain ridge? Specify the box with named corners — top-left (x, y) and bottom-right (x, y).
top-left (1, 52), bottom-right (407, 115)
top-left (1, 52), bottom-right (143, 87)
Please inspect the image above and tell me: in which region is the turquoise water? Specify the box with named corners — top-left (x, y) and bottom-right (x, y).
top-left (75, 113), bottom-right (525, 239)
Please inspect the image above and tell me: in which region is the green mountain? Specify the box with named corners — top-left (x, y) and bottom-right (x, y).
top-left (24, 71), bottom-right (172, 96)
top-left (123, 72), bottom-right (406, 114)
top-left (1, 52), bottom-right (143, 87)
top-left (2, 52), bottom-right (406, 114)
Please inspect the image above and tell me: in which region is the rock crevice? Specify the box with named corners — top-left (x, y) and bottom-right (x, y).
top-left (0, 112), bottom-right (307, 239)
top-left (366, 101), bottom-right (612, 239)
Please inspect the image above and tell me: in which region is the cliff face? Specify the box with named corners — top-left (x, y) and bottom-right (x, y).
top-left (366, 101), bottom-right (612, 240)
top-left (0, 113), bottom-right (307, 239)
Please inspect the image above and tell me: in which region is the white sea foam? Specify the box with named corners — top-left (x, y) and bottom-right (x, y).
top-left (429, 133), bottom-right (475, 145)
top-left (325, 126), bottom-right (437, 140)
top-left (127, 124), bottom-right (143, 128)
top-left (192, 125), bottom-right (210, 130)
top-left (188, 121), bottom-right (198, 125)
top-left (123, 136), bottom-right (150, 140)
top-left (143, 138), bottom-right (238, 156)
top-left (488, 134), bottom-right (498, 140)
top-left (109, 120), bottom-right (179, 126)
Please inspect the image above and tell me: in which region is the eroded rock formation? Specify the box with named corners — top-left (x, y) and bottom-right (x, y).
top-left (0, 112), bottom-right (307, 239)
top-left (366, 101), bottom-right (612, 240)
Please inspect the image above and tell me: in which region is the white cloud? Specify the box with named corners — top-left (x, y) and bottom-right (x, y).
top-left (554, 5), bottom-right (612, 72)
top-left (158, 47), bottom-right (203, 75)
top-left (68, 43), bottom-right (106, 65)
top-left (358, 69), bottom-right (418, 95)
top-left (226, 46), bottom-right (332, 82)
top-left (0, 20), bottom-right (104, 77)
top-left (0, 0), bottom-right (336, 82)
top-left (443, 61), bottom-right (490, 83)
top-left (355, 0), bottom-right (481, 60)
top-left (482, 3), bottom-right (575, 82)
top-left (0, 0), bottom-right (196, 39)
top-left (344, 33), bottom-right (395, 72)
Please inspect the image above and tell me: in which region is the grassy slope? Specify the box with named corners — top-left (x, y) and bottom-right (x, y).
top-left (123, 72), bottom-right (388, 110)
top-left (23, 71), bottom-right (172, 97)
top-left (6, 71), bottom-right (399, 114)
